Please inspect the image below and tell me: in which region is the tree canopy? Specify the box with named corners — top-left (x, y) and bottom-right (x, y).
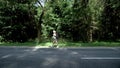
top-left (0, 0), bottom-right (120, 42)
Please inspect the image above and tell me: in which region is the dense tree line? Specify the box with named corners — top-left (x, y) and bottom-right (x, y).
top-left (0, 0), bottom-right (120, 42)
top-left (0, 0), bottom-right (37, 42)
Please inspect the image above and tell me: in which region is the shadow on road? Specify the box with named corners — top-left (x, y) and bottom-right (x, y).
top-left (0, 47), bottom-right (120, 68)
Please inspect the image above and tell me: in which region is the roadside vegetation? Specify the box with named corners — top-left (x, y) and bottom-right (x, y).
top-left (0, 41), bottom-right (120, 47)
top-left (0, 0), bottom-right (120, 47)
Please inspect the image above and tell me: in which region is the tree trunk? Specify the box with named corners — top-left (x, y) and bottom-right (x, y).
top-left (37, 23), bottom-right (42, 43)
top-left (89, 29), bottom-right (93, 42)
top-left (37, 10), bottom-right (44, 43)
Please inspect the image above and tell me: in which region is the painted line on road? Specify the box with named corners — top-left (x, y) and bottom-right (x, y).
top-left (81, 57), bottom-right (120, 60)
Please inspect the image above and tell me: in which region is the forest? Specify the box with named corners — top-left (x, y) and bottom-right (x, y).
top-left (0, 0), bottom-right (120, 43)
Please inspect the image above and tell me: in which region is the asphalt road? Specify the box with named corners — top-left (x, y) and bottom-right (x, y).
top-left (0, 47), bottom-right (120, 68)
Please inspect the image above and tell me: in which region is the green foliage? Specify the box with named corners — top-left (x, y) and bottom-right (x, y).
top-left (0, 0), bottom-right (37, 42)
top-left (0, 0), bottom-right (120, 43)
top-left (39, 0), bottom-right (120, 42)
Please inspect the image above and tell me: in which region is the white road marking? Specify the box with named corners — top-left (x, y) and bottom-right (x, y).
top-left (81, 57), bottom-right (120, 60)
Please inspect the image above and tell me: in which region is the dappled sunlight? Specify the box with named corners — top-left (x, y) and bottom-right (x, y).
top-left (0, 42), bottom-right (3, 44)
top-left (0, 47), bottom-right (82, 68)
top-left (32, 46), bottom-right (41, 51)
top-left (0, 47), bottom-right (120, 68)
top-left (32, 46), bottom-right (49, 51)
top-left (17, 53), bottom-right (30, 59)
top-left (41, 57), bottom-right (79, 68)
top-left (32, 42), bottom-right (52, 51)
top-left (71, 51), bottom-right (79, 55)
top-left (42, 57), bottom-right (59, 66)
top-left (1, 54), bottom-right (12, 59)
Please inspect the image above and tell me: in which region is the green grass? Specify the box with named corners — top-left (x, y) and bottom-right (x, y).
top-left (0, 41), bottom-right (53, 47)
top-left (0, 41), bottom-right (120, 47)
top-left (0, 42), bottom-right (36, 46)
top-left (60, 42), bottom-right (120, 47)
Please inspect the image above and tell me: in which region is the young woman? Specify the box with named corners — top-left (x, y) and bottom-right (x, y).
top-left (51, 30), bottom-right (58, 48)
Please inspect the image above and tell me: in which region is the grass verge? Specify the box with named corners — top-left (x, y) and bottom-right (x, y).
top-left (0, 41), bottom-right (120, 47)
top-left (60, 42), bottom-right (120, 47)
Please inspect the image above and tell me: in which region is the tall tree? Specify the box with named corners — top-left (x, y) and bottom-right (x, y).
top-left (36, 0), bottom-right (45, 43)
top-left (87, 0), bottom-right (104, 42)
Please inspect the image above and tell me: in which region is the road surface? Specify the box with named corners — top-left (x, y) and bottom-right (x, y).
top-left (0, 47), bottom-right (120, 68)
